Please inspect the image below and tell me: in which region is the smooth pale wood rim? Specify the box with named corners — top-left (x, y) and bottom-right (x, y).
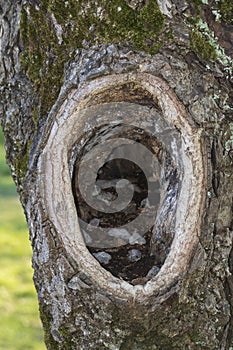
top-left (37, 73), bottom-right (206, 302)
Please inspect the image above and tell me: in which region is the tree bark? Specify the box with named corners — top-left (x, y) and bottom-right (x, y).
top-left (0, 1), bottom-right (233, 349)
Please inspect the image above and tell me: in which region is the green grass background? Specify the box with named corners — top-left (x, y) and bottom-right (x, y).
top-left (0, 128), bottom-right (45, 349)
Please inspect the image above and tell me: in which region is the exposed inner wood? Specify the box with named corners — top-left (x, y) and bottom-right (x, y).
top-left (88, 83), bottom-right (161, 110)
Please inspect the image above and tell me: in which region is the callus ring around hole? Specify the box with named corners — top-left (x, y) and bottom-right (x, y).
top-left (39, 73), bottom-right (206, 300)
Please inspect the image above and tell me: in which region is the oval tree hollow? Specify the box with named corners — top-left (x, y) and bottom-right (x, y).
top-left (38, 73), bottom-right (206, 302)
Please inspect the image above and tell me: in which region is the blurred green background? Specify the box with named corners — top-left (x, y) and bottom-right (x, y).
top-left (0, 127), bottom-right (45, 349)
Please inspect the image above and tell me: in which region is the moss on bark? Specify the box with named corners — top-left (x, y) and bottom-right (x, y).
top-left (218, 0), bottom-right (233, 24)
top-left (20, 0), bottom-right (165, 118)
top-left (190, 27), bottom-right (217, 61)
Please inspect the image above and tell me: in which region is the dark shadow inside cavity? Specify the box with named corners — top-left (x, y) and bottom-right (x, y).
top-left (71, 124), bottom-right (179, 285)
top-left (94, 158), bottom-right (149, 225)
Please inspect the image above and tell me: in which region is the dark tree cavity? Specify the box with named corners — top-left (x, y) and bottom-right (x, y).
top-left (72, 123), bottom-right (179, 284)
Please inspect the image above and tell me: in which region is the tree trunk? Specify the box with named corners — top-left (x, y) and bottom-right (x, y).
top-left (0, 1), bottom-right (233, 349)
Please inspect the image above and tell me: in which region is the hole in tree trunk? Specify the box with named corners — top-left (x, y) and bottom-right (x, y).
top-left (38, 74), bottom-right (205, 297)
top-left (72, 122), bottom-right (180, 285)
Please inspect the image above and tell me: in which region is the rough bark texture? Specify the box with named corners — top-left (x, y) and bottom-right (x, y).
top-left (0, 1), bottom-right (233, 349)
